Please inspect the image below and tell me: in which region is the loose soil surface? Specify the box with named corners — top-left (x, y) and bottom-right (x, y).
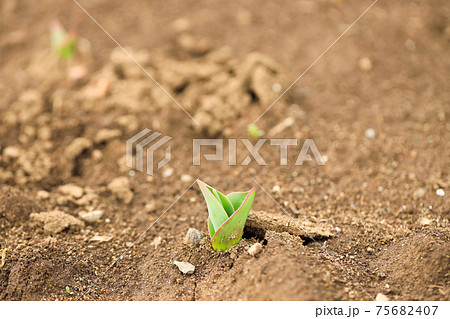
top-left (0, 0), bottom-right (449, 300)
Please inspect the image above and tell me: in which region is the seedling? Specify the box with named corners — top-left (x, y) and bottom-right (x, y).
top-left (197, 180), bottom-right (256, 251)
top-left (65, 286), bottom-right (74, 295)
top-left (247, 124), bottom-right (264, 139)
top-left (50, 20), bottom-right (78, 59)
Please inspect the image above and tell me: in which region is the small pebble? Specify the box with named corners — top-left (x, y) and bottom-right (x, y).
top-left (436, 188), bottom-right (445, 197)
top-left (173, 261), bottom-right (195, 274)
top-left (184, 228), bottom-right (205, 248)
top-left (3, 146), bottom-right (20, 162)
top-left (248, 243), bottom-right (263, 256)
top-left (144, 201), bottom-right (156, 214)
top-left (418, 217), bottom-right (431, 225)
top-left (36, 190), bottom-right (50, 200)
top-left (272, 82), bottom-right (282, 93)
top-left (78, 210), bottom-right (103, 223)
top-left (92, 149), bottom-right (103, 161)
top-left (180, 174), bottom-right (193, 183)
top-left (413, 188), bottom-right (427, 198)
top-left (375, 293), bottom-right (390, 301)
top-left (163, 167), bottom-right (174, 178)
top-left (272, 185), bottom-right (281, 193)
top-left (365, 128), bottom-right (376, 139)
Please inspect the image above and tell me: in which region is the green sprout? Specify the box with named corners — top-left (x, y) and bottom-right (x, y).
top-left (197, 180), bottom-right (256, 251)
top-left (65, 286), bottom-right (74, 295)
top-left (247, 124), bottom-right (264, 139)
top-left (50, 20), bottom-right (77, 59)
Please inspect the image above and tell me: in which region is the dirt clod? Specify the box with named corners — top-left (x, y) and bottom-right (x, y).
top-left (30, 211), bottom-right (84, 234)
top-left (107, 177), bottom-right (134, 204)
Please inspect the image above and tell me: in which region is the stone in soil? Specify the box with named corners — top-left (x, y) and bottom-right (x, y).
top-left (248, 242), bottom-right (263, 256)
top-left (413, 188), bottom-right (427, 198)
top-left (184, 228), bottom-right (205, 248)
top-left (365, 128), bottom-right (376, 139)
top-left (78, 210), bottom-right (103, 223)
top-left (418, 217), bottom-right (432, 225)
top-left (143, 201), bottom-right (156, 214)
top-left (162, 167), bottom-right (174, 178)
top-left (180, 174), bottom-right (193, 182)
top-left (36, 190), bottom-right (50, 200)
top-left (173, 261), bottom-right (195, 274)
top-left (2, 146), bottom-right (20, 162)
top-left (375, 293), bottom-right (390, 301)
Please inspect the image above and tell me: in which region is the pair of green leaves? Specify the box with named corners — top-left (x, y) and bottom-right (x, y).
top-left (197, 180), bottom-right (256, 251)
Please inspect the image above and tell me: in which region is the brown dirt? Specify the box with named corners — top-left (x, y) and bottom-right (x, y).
top-left (0, 0), bottom-right (449, 300)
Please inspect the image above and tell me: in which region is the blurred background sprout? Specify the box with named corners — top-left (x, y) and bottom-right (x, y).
top-left (50, 20), bottom-right (78, 59)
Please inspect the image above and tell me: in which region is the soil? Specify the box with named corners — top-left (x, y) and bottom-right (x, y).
top-left (0, 0), bottom-right (449, 301)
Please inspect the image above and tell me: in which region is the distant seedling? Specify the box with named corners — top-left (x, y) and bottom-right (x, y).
top-left (197, 180), bottom-right (255, 251)
top-left (65, 286), bottom-right (74, 295)
top-left (50, 20), bottom-right (78, 59)
top-left (247, 124), bottom-right (264, 139)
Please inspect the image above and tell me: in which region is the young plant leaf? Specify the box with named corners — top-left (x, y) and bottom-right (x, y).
top-left (197, 180), bottom-right (229, 231)
top-left (50, 20), bottom-right (77, 59)
top-left (197, 180), bottom-right (256, 251)
top-left (208, 217), bottom-right (215, 238)
top-left (211, 188), bottom-right (255, 251)
top-left (216, 191), bottom-right (234, 217)
top-left (226, 192), bottom-right (249, 211)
